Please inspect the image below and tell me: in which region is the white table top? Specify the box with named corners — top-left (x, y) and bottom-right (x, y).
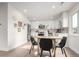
top-left (34, 36), bottom-right (62, 39)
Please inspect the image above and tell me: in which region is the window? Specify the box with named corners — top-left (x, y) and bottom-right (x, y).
top-left (72, 13), bottom-right (78, 28)
top-left (72, 12), bottom-right (78, 33)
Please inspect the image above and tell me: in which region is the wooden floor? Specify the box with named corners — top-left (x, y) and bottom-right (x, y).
top-left (0, 42), bottom-right (79, 57)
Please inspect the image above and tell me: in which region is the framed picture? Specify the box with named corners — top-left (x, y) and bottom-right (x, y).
top-left (18, 28), bottom-right (21, 32)
top-left (24, 23), bottom-right (26, 26)
top-left (18, 21), bottom-right (22, 27)
top-left (14, 23), bottom-right (17, 27)
top-left (39, 24), bottom-right (45, 29)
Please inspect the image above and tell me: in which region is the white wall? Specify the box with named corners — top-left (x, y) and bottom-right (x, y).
top-left (69, 35), bottom-right (79, 54)
top-left (69, 3), bottom-right (79, 54)
top-left (8, 4), bottom-right (29, 50)
top-left (0, 3), bottom-right (8, 51)
top-left (31, 20), bottom-right (60, 29)
top-left (0, 3), bottom-right (30, 51)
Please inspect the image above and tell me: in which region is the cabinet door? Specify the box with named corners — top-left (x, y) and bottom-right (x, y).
top-left (62, 12), bottom-right (68, 27)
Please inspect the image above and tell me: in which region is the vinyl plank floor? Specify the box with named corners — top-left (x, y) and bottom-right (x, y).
top-left (0, 42), bottom-right (79, 57)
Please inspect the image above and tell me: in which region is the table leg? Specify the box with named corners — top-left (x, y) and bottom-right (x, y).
top-left (53, 39), bottom-right (56, 57)
top-left (37, 39), bottom-right (40, 55)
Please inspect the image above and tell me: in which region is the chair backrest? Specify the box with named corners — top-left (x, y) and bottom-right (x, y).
top-left (59, 36), bottom-right (67, 48)
top-left (30, 36), bottom-right (36, 45)
top-left (38, 32), bottom-right (44, 36)
top-left (40, 39), bottom-right (53, 51)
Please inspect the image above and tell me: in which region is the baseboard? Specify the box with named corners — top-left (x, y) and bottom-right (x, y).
top-left (0, 48), bottom-right (9, 51)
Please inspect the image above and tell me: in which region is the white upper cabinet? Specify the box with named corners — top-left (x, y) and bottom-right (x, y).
top-left (62, 12), bottom-right (68, 27)
top-left (53, 20), bottom-right (60, 29)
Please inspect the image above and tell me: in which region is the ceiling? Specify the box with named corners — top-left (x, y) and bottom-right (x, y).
top-left (9, 2), bottom-right (78, 21)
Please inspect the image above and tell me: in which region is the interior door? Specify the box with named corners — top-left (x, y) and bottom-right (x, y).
top-left (27, 24), bottom-right (31, 41)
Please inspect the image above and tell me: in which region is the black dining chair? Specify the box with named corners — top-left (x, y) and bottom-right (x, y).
top-left (38, 32), bottom-right (44, 36)
top-left (29, 36), bottom-right (38, 54)
top-left (39, 39), bottom-right (53, 57)
top-left (56, 36), bottom-right (67, 57)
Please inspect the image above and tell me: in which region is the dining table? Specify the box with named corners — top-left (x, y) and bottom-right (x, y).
top-left (34, 35), bottom-right (62, 57)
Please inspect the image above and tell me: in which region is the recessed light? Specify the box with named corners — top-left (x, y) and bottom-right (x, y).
top-left (52, 5), bottom-right (55, 8)
top-left (33, 18), bottom-right (36, 20)
top-left (23, 9), bottom-right (27, 13)
top-left (50, 17), bottom-right (53, 19)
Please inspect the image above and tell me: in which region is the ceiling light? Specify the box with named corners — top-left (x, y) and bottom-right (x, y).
top-left (50, 17), bottom-right (53, 19)
top-left (52, 5), bottom-right (55, 8)
top-left (23, 9), bottom-right (27, 13)
top-left (60, 2), bottom-right (64, 5)
top-left (33, 18), bottom-right (36, 20)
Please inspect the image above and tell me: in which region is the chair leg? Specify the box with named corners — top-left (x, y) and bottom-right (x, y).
top-left (32, 45), bottom-right (34, 50)
top-left (61, 48), bottom-right (63, 54)
top-left (40, 49), bottom-right (43, 57)
top-left (49, 50), bottom-right (51, 57)
top-left (29, 45), bottom-right (33, 54)
top-left (53, 47), bottom-right (56, 57)
top-left (63, 48), bottom-right (67, 57)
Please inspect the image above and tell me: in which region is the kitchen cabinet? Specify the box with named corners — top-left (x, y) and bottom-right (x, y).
top-left (62, 12), bottom-right (68, 27)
